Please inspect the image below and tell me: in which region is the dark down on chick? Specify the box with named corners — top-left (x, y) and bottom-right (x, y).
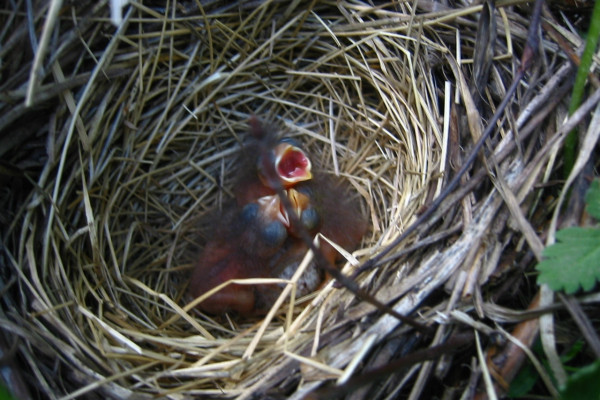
top-left (189, 118), bottom-right (367, 315)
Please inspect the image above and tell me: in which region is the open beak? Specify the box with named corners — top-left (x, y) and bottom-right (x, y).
top-left (257, 195), bottom-right (286, 226)
top-left (256, 189), bottom-right (310, 228)
top-left (287, 188), bottom-right (310, 217)
top-left (272, 143), bottom-right (312, 187)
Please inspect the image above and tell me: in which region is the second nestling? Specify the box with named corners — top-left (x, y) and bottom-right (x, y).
top-left (189, 117), bottom-right (368, 315)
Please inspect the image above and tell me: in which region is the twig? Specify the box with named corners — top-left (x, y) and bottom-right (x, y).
top-left (558, 293), bottom-right (600, 359)
top-left (258, 126), bottom-right (432, 333)
top-left (304, 332), bottom-right (475, 400)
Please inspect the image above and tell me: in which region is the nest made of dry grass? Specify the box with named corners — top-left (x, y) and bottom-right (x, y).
top-left (1, 1), bottom-right (598, 399)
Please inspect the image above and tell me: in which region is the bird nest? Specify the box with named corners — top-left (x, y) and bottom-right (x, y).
top-left (1, 1), bottom-right (598, 399)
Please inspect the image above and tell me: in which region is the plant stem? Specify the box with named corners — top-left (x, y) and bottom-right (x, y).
top-left (564, 2), bottom-right (600, 176)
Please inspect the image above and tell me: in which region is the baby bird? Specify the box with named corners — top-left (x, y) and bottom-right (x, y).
top-left (189, 118), bottom-right (367, 315)
top-left (233, 117), bottom-right (312, 206)
top-left (189, 202), bottom-right (288, 314)
top-left (291, 176), bottom-right (368, 267)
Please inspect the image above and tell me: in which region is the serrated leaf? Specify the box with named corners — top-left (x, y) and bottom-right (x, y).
top-left (585, 179), bottom-right (600, 220)
top-left (536, 227), bottom-right (600, 293)
top-left (560, 360), bottom-right (600, 400)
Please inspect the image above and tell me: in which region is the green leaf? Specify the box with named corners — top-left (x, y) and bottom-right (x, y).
top-left (536, 227), bottom-right (600, 293)
top-left (508, 363), bottom-right (538, 398)
top-left (585, 179), bottom-right (600, 220)
top-left (560, 360), bottom-right (600, 400)
top-left (0, 383), bottom-right (17, 400)
top-left (560, 340), bottom-right (583, 365)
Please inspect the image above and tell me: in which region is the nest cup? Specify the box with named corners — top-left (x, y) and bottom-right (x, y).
top-left (2, 1), bottom-right (438, 396)
top-left (2, 0), bottom-right (571, 398)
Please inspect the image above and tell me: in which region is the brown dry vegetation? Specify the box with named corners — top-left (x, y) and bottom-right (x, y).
top-left (1, 1), bottom-right (598, 399)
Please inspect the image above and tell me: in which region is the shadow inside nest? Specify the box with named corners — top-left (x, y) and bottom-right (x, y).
top-left (175, 119), bottom-right (369, 322)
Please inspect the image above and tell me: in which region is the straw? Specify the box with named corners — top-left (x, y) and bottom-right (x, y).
top-left (1, 1), bottom-right (597, 398)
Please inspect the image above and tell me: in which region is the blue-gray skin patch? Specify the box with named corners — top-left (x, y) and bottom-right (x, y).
top-left (301, 207), bottom-right (319, 230)
top-left (278, 137), bottom-right (302, 148)
top-left (261, 220), bottom-right (287, 248)
top-left (241, 203), bottom-right (259, 224)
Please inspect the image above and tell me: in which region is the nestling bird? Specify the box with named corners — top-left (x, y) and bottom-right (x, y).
top-left (233, 116), bottom-right (313, 206)
top-left (188, 203), bottom-right (288, 314)
top-left (189, 118), bottom-right (367, 315)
